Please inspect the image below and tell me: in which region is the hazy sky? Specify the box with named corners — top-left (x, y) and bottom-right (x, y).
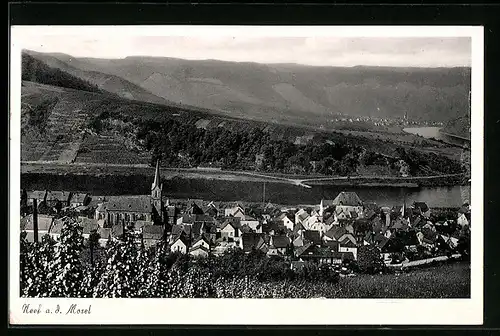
top-left (17, 34), bottom-right (471, 67)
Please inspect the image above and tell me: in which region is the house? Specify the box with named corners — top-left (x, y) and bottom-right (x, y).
top-left (240, 215), bottom-right (261, 233)
top-left (225, 204), bottom-right (245, 219)
top-left (170, 235), bottom-right (189, 254)
top-left (97, 227), bottom-right (112, 247)
top-left (295, 209), bottom-right (310, 226)
top-left (323, 226), bottom-right (356, 245)
top-left (192, 235), bottom-right (211, 251)
top-left (26, 190), bottom-right (47, 206)
top-left (338, 238), bottom-right (358, 260)
top-left (21, 214), bottom-right (54, 242)
top-left (319, 199), bottom-right (335, 217)
top-left (269, 235), bottom-right (291, 255)
top-left (303, 230), bottom-right (322, 246)
top-left (186, 201), bottom-right (205, 216)
top-left (277, 213), bottom-right (295, 231)
top-left (295, 243), bottom-right (350, 264)
top-left (45, 191), bottom-right (72, 208)
top-left (413, 202), bottom-right (431, 218)
top-left (142, 225), bottom-right (164, 248)
top-left (303, 215), bottom-right (323, 232)
top-left (262, 220), bottom-right (284, 236)
top-left (189, 245), bottom-right (210, 258)
top-left (219, 220), bottom-right (241, 241)
top-left (240, 232), bottom-right (269, 254)
top-left (165, 205), bottom-right (178, 226)
top-left (293, 235), bottom-right (304, 247)
top-left (70, 193), bottom-right (90, 208)
top-left (48, 217), bottom-right (64, 241)
top-left (441, 234), bottom-right (459, 250)
top-left (457, 213), bottom-right (469, 227)
top-left (331, 192), bottom-right (364, 216)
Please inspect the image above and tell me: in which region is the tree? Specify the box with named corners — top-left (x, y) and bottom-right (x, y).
top-left (22, 234), bottom-right (56, 297)
top-left (47, 217), bottom-right (85, 297)
top-left (94, 227), bottom-right (145, 298)
top-left (356, 245), bottom-right (385, 274)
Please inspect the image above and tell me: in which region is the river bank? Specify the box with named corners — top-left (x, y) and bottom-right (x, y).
top-left (21, 161), bottom-right (468, 188)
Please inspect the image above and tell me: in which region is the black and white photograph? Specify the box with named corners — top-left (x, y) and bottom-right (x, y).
top-left (9, 25), bottom-right (483, 325)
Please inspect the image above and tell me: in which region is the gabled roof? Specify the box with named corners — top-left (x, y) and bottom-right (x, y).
top-left (324, 214), bottom-right (336, 226)
top-left (271, 235), bottom-right (290, 248)
top-left (192, 222), bottom-right (204, 237)
top-left (192, 234), bottom-right (210, 246)
top-left (189, 245), bottom-right (210, 254)
top-left (413, 202), bottom-right (429, 213)
top-left (104, 195), bottom-right (152, 213)
top-left (339, 237), bottom-right (357, 248)
top-left (324, 226), bottom-right (348, 240)
top-left (26, 190), bottom-right (47, 200)
top-left (172, 224), bottom-right (191, 236)
top-left (21, 214), bottom-right (54, 231)
top-left (333, 192), bottom-right (363, 206)
top-left (324, 240), bottom-right (340, 252)
top-left (294, 242), bottom-right (314, 257)
top-left (303, 230), bottom-right (321, 245)
top-left (277, 213), bottom-right (293, 222)
top-left (240, 232), bottom-right (266, 253)
top-left (143, 224), bottom-right (164, 240)
top-left (171, 235), bottom-right (189, 247)
top-left (71, 193), bottom-right (89, 203)
top-left (45, 191), bottom-right (72, 202)
top-left (293, 236), bottom-right (304, 247)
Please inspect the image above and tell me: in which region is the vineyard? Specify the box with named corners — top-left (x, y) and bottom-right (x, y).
top-left (20, 217), bottom-right (470, 299)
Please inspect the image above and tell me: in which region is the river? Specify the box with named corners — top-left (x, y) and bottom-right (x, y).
top-left (403, 126), bottom-right (443, 140)
top-left (21, 173), bottom-right (469, 208)
top-left (403, 126), bottom-right (470, 148)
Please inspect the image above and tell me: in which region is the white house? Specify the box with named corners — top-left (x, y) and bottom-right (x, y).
top-left (170, 236), bottom-right (188, 254)
top-left (457, 213), bottom-right (469, 227)
top-left (295, 209), bottom-right (310, 226)
top-left (339, 238), bottom-right (358, 260)
top-left (220, 221), bottom-right (240, 240)
top-left (241, 215), bottom-right (261, 233)
top-left (225, 205), bottom-right (245, 219)
top-left (277, 213), bottom-right (294, 231)
top-left (192, 235), bottom-right (211, 250)
top-left (189, 245), bottom-right (210, 258)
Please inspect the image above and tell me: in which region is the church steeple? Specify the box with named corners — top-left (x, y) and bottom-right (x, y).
top-left (152, 159), bottom-right (161, 190)
top-left (151, 159), bottom-right (163, 222)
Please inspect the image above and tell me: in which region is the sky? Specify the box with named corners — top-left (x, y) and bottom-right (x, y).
top-left (15, 32), bottom-right (471, 67)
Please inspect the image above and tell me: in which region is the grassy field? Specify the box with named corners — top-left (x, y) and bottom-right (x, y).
top-left (335, 262), bottom-right (470, 298)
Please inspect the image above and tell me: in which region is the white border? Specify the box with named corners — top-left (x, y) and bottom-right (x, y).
top-left (9, 25), bottom-right (484, 326)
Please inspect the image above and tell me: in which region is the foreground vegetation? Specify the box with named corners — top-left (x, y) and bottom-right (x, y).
top-left (20, 218), bottom-right (470, 299)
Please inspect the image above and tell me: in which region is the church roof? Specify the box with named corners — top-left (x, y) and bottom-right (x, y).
top-left (103, 196), bottom-right (153, 213)
top-left (151, 159), bottom-right (162, 190)
top-left (332, 192), bottom-right (363, 206)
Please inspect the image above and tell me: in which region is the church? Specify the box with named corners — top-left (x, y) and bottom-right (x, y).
top-left (95, 160), bottom-right (169, 227)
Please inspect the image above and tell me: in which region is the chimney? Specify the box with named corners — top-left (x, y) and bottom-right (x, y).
top-left (32, 199), bottom-right (38, 243)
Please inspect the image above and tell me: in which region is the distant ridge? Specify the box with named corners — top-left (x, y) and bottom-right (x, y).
top-left (25, 50), bottom-right (471, 126)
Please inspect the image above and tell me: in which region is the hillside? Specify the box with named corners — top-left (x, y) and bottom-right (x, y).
top-left (23, 50), bottom-right (170, 105)
top-left (29, 51), bottom-right (471, 126)
top-left (20, 80), bottom-right (465, 181)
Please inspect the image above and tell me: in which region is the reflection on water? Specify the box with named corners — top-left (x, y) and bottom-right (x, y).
top-left (21, 173), bottom-right (465, 208)
top-left (403, 127), bottom-right (442, 139)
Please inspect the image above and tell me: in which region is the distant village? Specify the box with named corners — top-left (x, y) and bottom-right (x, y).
top-left (20, 161), bottom-right (471, 267)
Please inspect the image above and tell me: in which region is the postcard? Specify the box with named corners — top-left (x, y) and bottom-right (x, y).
top-left (9, 25), bottom-right (483, 325)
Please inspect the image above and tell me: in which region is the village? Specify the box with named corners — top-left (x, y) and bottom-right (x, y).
top-left (20, 160), bottom-right (472, 272)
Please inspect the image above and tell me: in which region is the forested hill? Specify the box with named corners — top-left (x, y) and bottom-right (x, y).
top-left (21, 53), bottom-right (103, 94)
